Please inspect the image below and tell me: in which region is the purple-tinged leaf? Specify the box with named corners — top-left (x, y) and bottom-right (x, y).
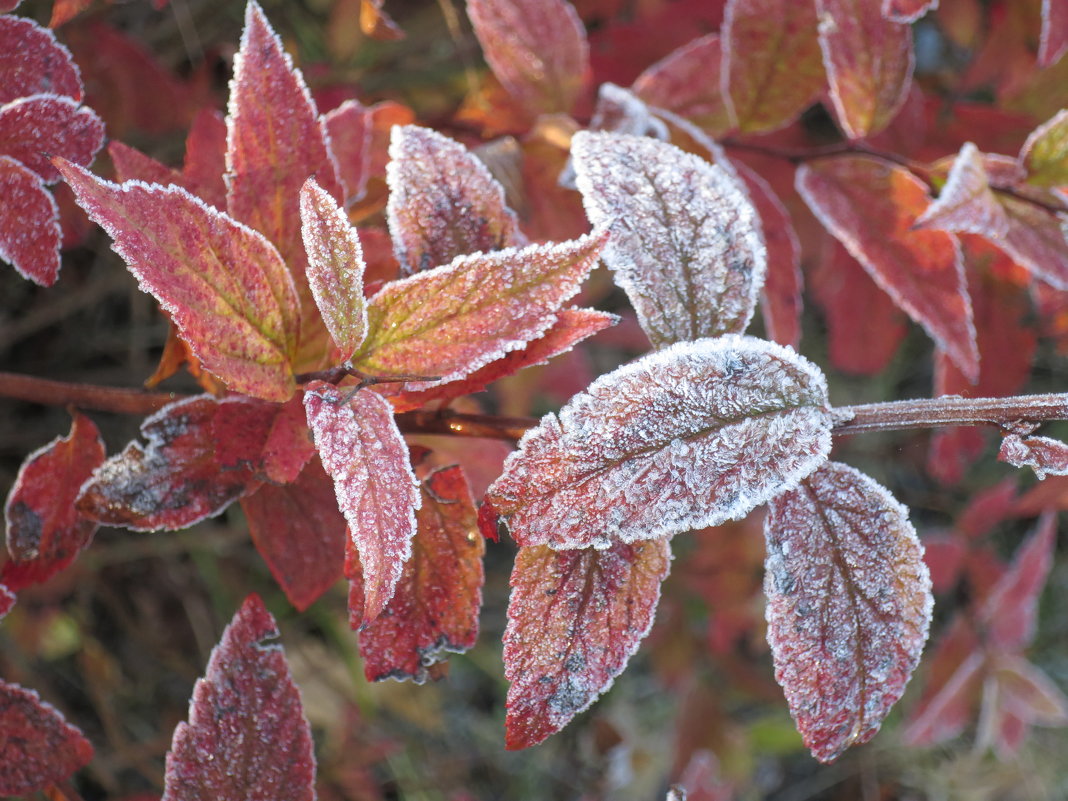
top-left (999, 434), bottom-right (1068, 478)
top-left (914, 142), bottom-right (1009, 237)
top-left (571, 132), bottom-right (766, 348)
top-left (0, 94), bottom-right (104, 183)
top-left (304, 381), bottom-right (420, 623)
top-left (764, 461), bottom-right (932, 763)
top-left (488, 336), bottom-right (832, 550)
top-left (816, 0), bottom-right (915, 140)
top-left (57, 159), bottom-right (301, 401)
top-left (1039, 0), bottom-right (1068, 67)
top-left (0, 155), bottom-right (61, 286)
top-left (324, 99), bottom-right (372, 204)
top-left (1021, 109), bottom-right (1068, 188)
top-left (797, 156), bottom-right (978, 381)
top-left (1, 411), bottom-right (104, 591)
top-left (722, 0), bottom-right (825, 134)
top-left (212, 395), bottom-right (315, 484)
top-left (503, 538), bottom-right (671, 749)
top-left (161, 594), bottom-right (315, 801)
top-left (300, 177), bottom-right (368, 361)
top-left (352, 230), bottom-right (606, 387)
top-left (386, 125), bottom-right (524, 274)
top-left (0, 15), bottom-right (82, 103)
top-left (467, 0), bottom-right (589, 116)
top-left (631, 34), bottom-right (732, 137)
top-left (882, 0), bottom-right (938, 23)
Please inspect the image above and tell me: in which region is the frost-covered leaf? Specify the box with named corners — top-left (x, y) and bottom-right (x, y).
top-left (1021, 109), bottom-right (1068, 188)
top-left (797, 156), bottom-right (978, 381)
top-left (1, 411), bottom-right (104, 591)
top-left (0, 155), bottom-right (61, 286)
top-left (488, 336), bottom-right (832, 550)
top-left (300, 178), bottom-right (368, 361)
top-left (504, 538), bottom-right (671, 749)
top-left (996, 196), bottom-right (1068, 290)
top-left (0, 94), bottom-right (104, 183)
top-left (356, 466), bottom-right (484, 683)
top-left (351, 231), bottom-right (606, 387)
top-left (182, 108), bottom-right (228, 210)
top-left (467, 0), bottom-right (589, 116)
top-left (999, 434), bottom-right (1068, 478)
top-left (982, 513), bottom-right (1056, 652)
top-left (161, 594), bottom-right (315, 801)
top-left (241, 459), bottom-right (346, 612)
top-left (304, 381), bottom-right (419, 623)
top-left (722, 0), bottom-right (825, 133)
top-left (108, 140), bottom-right (182, 187)
top-left (212, 395), bottom-right (315, 484)
top-left (882, 0), bottom-right (938, 22)
top-left (764, 461), bottom-right (932, 763)
top-left (914, 143), bottom-right (1009, 237)
top-left (77, 396), bottom-right (259, 531)
top-left (571, 132), bottom-right (766, 348)
top-left (0, 16), bottom-right (82, 103)
top-left (0, 680), bottom-right (93, 796)
top-left (1039, 0), bottom-right (1068, 67)
top-left (583, 82), bottom-right (669, 142)
top-left (386, 125), bottom-right (524, 274)
top-left (816, 0), bottom-right (914, 140)
top-left (57, 160), bottom-right (301, 401)
top-left (324, 99), bottom-right (371, 203)
top-left (631, 34), bottom-right (731, 136)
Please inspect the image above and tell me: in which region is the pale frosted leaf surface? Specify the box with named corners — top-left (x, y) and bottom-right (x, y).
top-left (0, 16), bottom-right (82, 103)
top-left (386, 125), bottom-right (524, 274)
top-left (586, 83), bottom-right (669, 141)
top-left (503, 538), bottom-right (671, 749)
top-left (882, 0), bottom-right (938, 22)
top-left (303, 381), bottom-right (419, 622)
top-left (487, 336), bottom-right (832, 550)
top-left (996, 195), bottom-right (1068, 289)
top-left (351, 231), bottom-right (606, 387)
top-left (1021, 109), bottom-right (1068, 188)
top-left (0, 94), bottom-right (103, 184)
top-left (57, 159), bottom-right (301, 401)
top-left (0, 155), bottom-right (61, 286)
top-left (571, 132), bottom-right (766, 348)
top-left (631, 34), bottom-right (732, 137)
top-left (764, 461), bottom-right (932, 763)
top-left (161, 594), bottom-right (315, 801)
top-left (998, 434), bottom-right (1068, 479)
top-left (300, 177), bottom-right (368, 361)
top-left (1040, 0), bottom-right (1068, 66)
top-left (914, 143), bottom-right (1009, 237)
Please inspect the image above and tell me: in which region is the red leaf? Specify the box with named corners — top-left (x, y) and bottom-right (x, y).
top-left (903, 650), bottom-right (984, 746)
top-left (77, 396), bottom-right (258, 531)
top-left (631, 34), bottom-right (732, 137)
top-left (999, 434), bottom-right (1068, 478)
top-left (49, 0), bottom-right (92, 28)
top-left (386, 125), bottom-right (524, 274)
top-left (914, 143), bottom-right (1009, 237)
top-left (571, 133), bottom-right (766, 347)
top-left (1039, 0), bottom-right (1068, 67)
top-left (324, 99), bottom-right (372, 204)
top-left (0, 15), bottom-right (82, 104)
top-left (488, 336), bottom-right (832, 550)
top-left (467, 0), bottom-right (589, 116)
top-left (0, 155), bottom-right (61, 286)
top-left (996, 193), bottom-right (1068, 290)
top-left (181, 108), bottom-right (227, 210)
top-left (882, 0), bottom-right (938, 23)
top-left (356, 466), bottom-right (485, 682)
top-left (503, 538), bottom-right (672, 749)
top-left (241, 459), bottom-right (346, 612)
top-left (816, 0), bottom-right (914, 140)
top-left (0, 94), bottom-right (104, 183)
top-left (722, 0), bottom-right (825, 133)
top-left (764, 461), bottom-right (932, 763)
top-left (212, 395), bottom-right (315, 484)
top-left (161, 594), bottom-right (315, 801)
top-left (0, 0), bottom-right (19, 10)
top-left (797, 156), bottom-right (978, 381)
top-left (2, 411), bottom-right (104, 591)
top-left (304, 382), bottom-right (420, 623)
top-left (1020, 109), bottom-right (1068, 188)
top-left (108, 141), bottom-right (182, 187)
top-left (57, 160), bottom-right (301, 401)
top-left (0, 680), bottom-right (93, 795)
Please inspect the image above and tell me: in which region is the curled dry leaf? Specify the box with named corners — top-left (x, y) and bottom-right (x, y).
top-left (999, 434), bottom-right (1068, 479)
top-left (487, 335), bottom-right (832, 550)
top-left (764, 461), bottom-right (932, 763)
top-left (0, 155), bottom-right (61, 286)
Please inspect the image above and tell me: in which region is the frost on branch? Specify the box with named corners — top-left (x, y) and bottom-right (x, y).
top-left (571, 132), bottom-right (766, 348)
top-left (162, 594), bottom-right (315, 801)
top-left (764, 462), bottom-right (932, 763)
top-left (503, 538), bottom-right (671, 749)
top-left (487, 336), bottom-right (832, 550)
top-left (998, 434), bottom-right (1068, 479)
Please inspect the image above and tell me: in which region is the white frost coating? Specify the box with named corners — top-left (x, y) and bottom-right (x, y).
top-left (881, 0), bottom-right (939, 23)
top-left (0, 155), bottom-right (62, 286)
top-left (488, 335), bottom-right (832, 550)
top-left (571, 131), bottom-right (767, 348)
top-left (913, 143), bottom-right (1009, 237)
top-left (649, 107), bottom-right (738, 181)
top-left (998, 433), bottom-right (1068, 479)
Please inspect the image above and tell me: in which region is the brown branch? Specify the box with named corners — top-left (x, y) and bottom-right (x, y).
top-left (832, 393), bottom-right (1068, 435)
top-left (0, 371), bottom-right (188, 415)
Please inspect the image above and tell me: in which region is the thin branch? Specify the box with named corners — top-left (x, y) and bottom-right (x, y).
top-left (832, 393), bottom-right (1068, 435)
top-left (0, 371), bottom-right (187, 415)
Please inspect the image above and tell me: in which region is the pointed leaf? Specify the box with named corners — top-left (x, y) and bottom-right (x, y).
top-left (0, 155), bottom-right (61, 286)
top-left (1021, 109), bottom-right (1068, 188)
top-left (764, 461), bottom-right (932, 763)
top-left (303, 381), bottom-right (420, 622)
top-left (995, 654), bottom-right (1068, 726)
top-left (995, 195), bottom-right (1068, 290)
top-left (352, 230), bottom-right (606, 386)
top-left (882, 0), bottom-right (937, 22)
top-left (386, 125), bottom-right (524, 274)
top-left (212, 395), bottom-right (315, 484)
top-left (797, 156), bottom-right (978, 381)
top-left (903, 649), bottom-right (984, 746)
top-left (488, 336), bottom-right (832, 550)
top-left (0, 15), bottom-right (82, 103)
top-left (108, 140), bottom-right (182, 187)
top-left (2, 411), bottom-right (104, 591)
top-left (0, 94), bottom-right (104, 184)
top-left (182, 109), bottom-right (228, 209)
top-left (631, 34), bottom-right (732, 137)
top-left (503, 538), bottom-right (672, 749)
top-left (980, 513), bottom-right (1055, 652)
top-left (722, 0), bottom-right (825, 133)
top-left (161, 595), bottom-right (315, 801)
top-left (324, 99), bottom-right (372, 204)
top-left (1040, 0), bottom-right (1068, 67)
top-left (571, 132), bottom-right (766, 348)
top-left (999, 434), bottom-right (1068, 478)
top-left (816, 0), bottom-right (914, 140)
top-left (57, 160), bottom-right (301, 401)
top-left (914, 143), bottom-right (1009, 237)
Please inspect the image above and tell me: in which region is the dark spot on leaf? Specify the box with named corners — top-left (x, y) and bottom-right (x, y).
top-left (564, 652), bottom-right (585, 672)
top-left (548, 677), bottom-right (589, 716)
top-left (6, 501), bottom-right (43, 560)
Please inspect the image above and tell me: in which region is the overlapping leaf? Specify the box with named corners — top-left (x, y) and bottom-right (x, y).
top-left (571, 132), bottom-right (766, 348)
top-left (324, 99), bottom-right (372, 203)
top-left (1039, 0), bottom-right (1068, 67)
top-left (996, 194), bottom-right (1068, 290)
top-left (631, 34), bottom-right (732, 137)
top-left (503, 538), bottom-right (671, 749)
top-left (764, 461), bottom-right (932, 762)
top-left (488, 336), bottom-right (832, 550)
top-left (914, 143), bottom-right (1009, 237)
top-left (57, 159), bottom-right (301, 401)
top-left (0, 15), bottom-right (82, 103)
top-left (0, 155), bottom-right (61, 285)
top-left (0, 95), bottom-right (104, 183)
top-left (882, 0), bottom-right (938, 23)
top-left (1020, 109), bottom-right (1068, 187)
top-left (212, 395), bottom-right (315, 484)
top-left (999, 434), bottom-right (1068, 478)
top-left (161, 594), bottom-right (315, 801)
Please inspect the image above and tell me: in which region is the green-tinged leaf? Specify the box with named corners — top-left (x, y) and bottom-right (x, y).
top-left (1021, 109), bottom-right (1068, 188)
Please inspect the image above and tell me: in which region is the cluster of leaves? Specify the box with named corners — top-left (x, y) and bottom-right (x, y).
top-left (2, 0), bottom-right (1068, 797)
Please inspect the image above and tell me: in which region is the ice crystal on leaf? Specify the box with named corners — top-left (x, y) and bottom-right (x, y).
top-left (0, 155), bottom-right (62, 286)
top-left (0, 95), bottom-right (104, 184)
top-left (998, 433), bottom-right (1068, 478)
top-left (914, 143), bottom-right (1009, 237)
top-left (0, 15), bottom-right (83, 103)
top-left (487, 336), bottom-right (832, 550)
